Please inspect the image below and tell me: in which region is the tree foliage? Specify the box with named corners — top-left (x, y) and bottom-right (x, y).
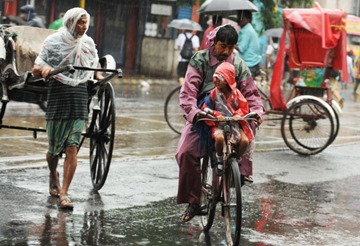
top-left (261, 0), bottom-right (314, 30)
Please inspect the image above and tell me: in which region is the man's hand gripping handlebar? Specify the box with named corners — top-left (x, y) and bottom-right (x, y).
top-left (193, 108), bottom-right (259, 129)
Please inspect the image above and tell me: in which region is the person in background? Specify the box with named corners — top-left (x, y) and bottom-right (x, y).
top-left (19, 5), bottom-right (45, 28)
top-left (200, 15), bottom-right (223, 50)
top-left (175, 29), bottom-right (200, 85)
top-left (353, 56), bottom-right (360, 95)
top-left (343, 50), bottom-right (354, 89)
top-left (49, 12), bottom-right (65, 30)
top-left (32, 7), bottom-right (104, 209)
top-left (176, 24), bottom-right (264, 222)
top-left (236, 10), bottom-right (262, 77)
top-left (327, 69), bottom-right (344, 108)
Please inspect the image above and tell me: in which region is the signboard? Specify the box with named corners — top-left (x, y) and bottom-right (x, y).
top-left (151, 4), bottom-right (172, 16)
top-left (346, 15), bottom-right (360, 36)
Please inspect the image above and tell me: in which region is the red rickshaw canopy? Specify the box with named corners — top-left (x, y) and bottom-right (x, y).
top-left (270, 2), bottom-right (348, 110)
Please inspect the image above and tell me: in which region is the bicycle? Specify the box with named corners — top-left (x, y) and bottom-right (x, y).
top-left (194, 109), bottom-right (258, 246)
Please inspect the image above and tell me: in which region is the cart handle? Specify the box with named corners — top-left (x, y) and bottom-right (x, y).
top-left (72, 66), bottom-right (123, 78)
top-left (48, 64), bottom-right (75, 77)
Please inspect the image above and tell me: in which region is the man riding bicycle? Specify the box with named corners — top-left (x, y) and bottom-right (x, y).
top-left (176, 24), bottom-right (265, 222)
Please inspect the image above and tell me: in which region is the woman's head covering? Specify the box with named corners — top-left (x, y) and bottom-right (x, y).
top-left (62, 7), bottom-right (90, 38)
top-left (213, 62), bottom-right (237, 91)
top-left (35, 7), bottom-right (99, 86)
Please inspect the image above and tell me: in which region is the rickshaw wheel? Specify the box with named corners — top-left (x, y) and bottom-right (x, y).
top-left (329, 105), bottom-right (340, 145)
top-left (281, 99), bottom-right (334, 155)
top-left (89, 82), bottom-right (116, 190)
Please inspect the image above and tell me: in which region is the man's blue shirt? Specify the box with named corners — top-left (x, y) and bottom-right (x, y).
top-left (237, 23), bottom-right (262, 67)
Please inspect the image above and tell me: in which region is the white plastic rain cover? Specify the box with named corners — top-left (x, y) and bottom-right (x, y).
top-left (35, 7), bottom-right (99, 86)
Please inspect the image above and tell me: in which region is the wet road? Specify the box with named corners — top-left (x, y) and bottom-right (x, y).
top-left (1, 80), bottom-right (360, 245)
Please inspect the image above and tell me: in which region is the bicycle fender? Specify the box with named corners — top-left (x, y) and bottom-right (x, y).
top-left (286, 95), bottom-right (336, 118)
top-left (228, 152), bottom-right (237, 160)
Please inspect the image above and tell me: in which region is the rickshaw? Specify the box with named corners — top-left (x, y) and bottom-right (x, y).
top-left (164, 3), bottom-right (347, 155)
top-left (0, 25), bottom-right (122, 190)
top-left (261, 3), bottom-right (347, 155)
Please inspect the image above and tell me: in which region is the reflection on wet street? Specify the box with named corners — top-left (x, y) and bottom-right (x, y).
top-left (1, 142), bottom-right (360, 245)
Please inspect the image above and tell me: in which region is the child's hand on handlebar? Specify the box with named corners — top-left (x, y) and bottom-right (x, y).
top-left (217, 115), bottom-right (225, 122)
top-left (233, 114), bottom-right (242, 121)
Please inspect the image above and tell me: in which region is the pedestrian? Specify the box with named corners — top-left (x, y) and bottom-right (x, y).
top-left (200, 15), bottom-right (223, 50)
top-left (354, 56), bottom-right (360, 95)
top-left (32, 7), bottom-right (104, 209)
top-left (327, 69), bottom-right (344, 108)
top-left (176, 24), bottom-right (264, 222)
top-left (200, 62), bottom-right (254, 177)
top-left (19, 5), bottom-right (45, 28)
top-left (175, 29), bottom-right (200, 85)
top-left (236, 10), bottom-right (262, 77)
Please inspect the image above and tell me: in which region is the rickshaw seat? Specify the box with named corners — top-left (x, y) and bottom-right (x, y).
top-left (5, 26), bottom-right (56, 76)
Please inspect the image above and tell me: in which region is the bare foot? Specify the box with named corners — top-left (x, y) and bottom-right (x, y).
top-left (49, 171), bottom-right (61, 197)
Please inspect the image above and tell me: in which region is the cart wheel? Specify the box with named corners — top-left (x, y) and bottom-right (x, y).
top-left (281, 99), bottom-right (334, 155)
top-left (164, 85), bottom-right (185, 135)
top-left (329, 106), bottom-right (340, 145)
top-left (89, 82), bottom-right (116, 190)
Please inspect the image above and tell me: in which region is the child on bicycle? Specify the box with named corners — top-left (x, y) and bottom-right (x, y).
top-left (201, 62), bottom-right (254, 180)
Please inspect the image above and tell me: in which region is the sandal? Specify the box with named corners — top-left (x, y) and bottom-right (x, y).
top-left (49, 171), bottom-right (61, 197)
top-left (181, 203), bottom-right (201, 222)
top-left (58, 195), bottom-right (74, 210)
top-left (242, 175), bottom-right (254, 184)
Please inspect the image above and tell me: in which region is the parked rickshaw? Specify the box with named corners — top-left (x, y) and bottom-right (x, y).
top-left (261, 3), bottom-right (347, 155)
top-left (0, 25), bottom-right (122, 190)
top-left (165, 3), bottom-right (347, 155)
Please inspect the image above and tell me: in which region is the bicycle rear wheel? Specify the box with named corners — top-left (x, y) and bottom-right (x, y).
top-left (223, 158), bottom-right (242, 246)
top-left (200, 156), bottom-right (217, 231)
top-left (281, 99), bottom-right (334, 155)
top-left (164, 85), bottom-right (185, 135)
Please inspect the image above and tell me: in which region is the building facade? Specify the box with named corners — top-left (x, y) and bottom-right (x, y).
top-left (1, 0), bottom-right (203, 77)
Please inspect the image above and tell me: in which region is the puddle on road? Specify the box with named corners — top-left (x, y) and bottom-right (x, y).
top-left (1, 178), bottom-right (360, 246)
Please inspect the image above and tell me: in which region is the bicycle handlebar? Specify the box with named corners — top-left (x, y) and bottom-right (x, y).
top-left (194, 109), bottom-right (259, 126)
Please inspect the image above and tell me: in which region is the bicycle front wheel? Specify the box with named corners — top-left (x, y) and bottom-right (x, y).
top-left (164, 85), bottom-right (185, 135)
top-left (223, 158), bottom-right (242, 246)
